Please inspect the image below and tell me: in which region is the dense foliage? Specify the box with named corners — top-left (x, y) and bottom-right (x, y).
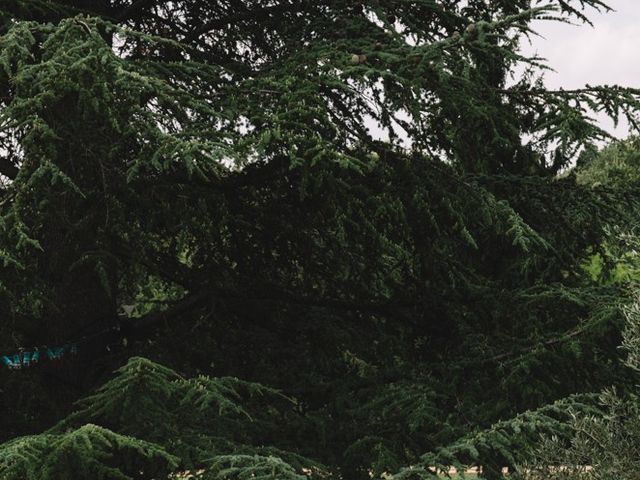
top-left (518, 289), bottom-right (640, 480)
top-left (577, 136), bottom-right (640, 189)
top-left (1, 0), bottom-right (640, 479)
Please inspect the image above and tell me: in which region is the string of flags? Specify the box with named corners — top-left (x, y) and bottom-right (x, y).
top-left (1, 304), bottom-right (143, 371)
top-left (0, 320), bottom-right (125, 371)
top-left (1, 344), bottom-right (79, 370)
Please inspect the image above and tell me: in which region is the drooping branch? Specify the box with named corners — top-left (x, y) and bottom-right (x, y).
top-left (114, 0), bottom-right (157, 22)
top-left (481, 325), bottom-right (590, 365)
top-left (184, 1), bottom-right (321, 43)
top-left (122, 291), bottom-right (209, 340)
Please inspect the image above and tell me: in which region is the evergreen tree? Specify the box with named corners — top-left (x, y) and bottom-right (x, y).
top-left (1, 1), bottom-right (640, 478)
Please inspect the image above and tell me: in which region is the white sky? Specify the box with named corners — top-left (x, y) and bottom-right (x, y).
top-left (527, 0), bottom-right (640, 137)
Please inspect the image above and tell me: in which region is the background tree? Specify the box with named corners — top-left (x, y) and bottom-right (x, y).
top-left (576, 136), bottom-right (640, 189)
top-left (572, 137), bottom-right (640, 285)
top-left (1, 0), bottom-right (640, 478)
top-left (517, 287), bottom-right (640, 480)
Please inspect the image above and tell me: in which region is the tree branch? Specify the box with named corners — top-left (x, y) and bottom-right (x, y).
top-left (114, 0), bottom-right (157, 23)
top-left (184, 2), bottom-right (317, 43)
top-left (483, 325), bottom-right (588, 364)
top-left (122, 291), bottom-right (209, 340)
top-left (0, 157), bottom-right (19, 180)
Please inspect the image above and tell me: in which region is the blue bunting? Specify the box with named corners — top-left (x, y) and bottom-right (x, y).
top-left (2, 355), bottom-right (20, 369)
top-left (21, 350), bottom-right (36, 367)
top-left (46, 347), bottom-right (65, 360)
top-left (0, 345), bottom-right (76, 369)
top-left (1, 323), bottom-right (120, 370)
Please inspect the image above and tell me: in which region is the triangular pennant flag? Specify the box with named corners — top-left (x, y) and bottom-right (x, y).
top-left (46, 347), bottom-right (65, 360)
top-left (2, 355), bottom-right (19, 369)
top-left (21, 351), bottom-right (32, 367)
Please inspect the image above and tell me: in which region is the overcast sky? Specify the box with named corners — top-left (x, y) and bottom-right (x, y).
top-left (527, 0), bottom-right (639, 137)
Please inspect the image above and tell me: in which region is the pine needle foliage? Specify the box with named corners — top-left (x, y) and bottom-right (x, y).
top-left (0, 424), bottom-right (179, 480)
top-left (395, 394), bottom-right (603, 480)
top-left (0, 357), bottom-right (323, 480)
top-left (0, 0), bottom-right (640, 479)
top-left (203, 455), bottom-right (308, 480)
